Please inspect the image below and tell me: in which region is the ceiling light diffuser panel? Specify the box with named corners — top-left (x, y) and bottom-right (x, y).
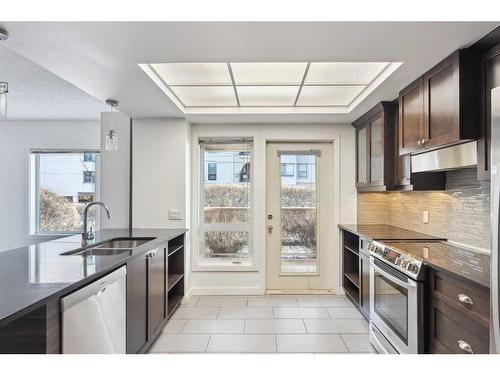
top-left (305, 62), bottom-right (389, 85)
top-left (230, 62), bottom-right (308, 85)
top-left (151, 63), bottom-right (232, 85)
top-left (140, 61), bottom-right (401, 113)
top-left (237, 86), bottom-right (300, 106)
top-left (297, 85), bottom-right (365, 106)
top-left (171, 86), bottom-right (237, 107)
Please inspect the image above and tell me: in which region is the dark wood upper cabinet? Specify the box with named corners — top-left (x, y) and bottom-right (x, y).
top-left (478, 43), bottom-right (500, 181)
top-left (399, 50), bottom-right (478, 155)
top-left (399, 78), bottom-right (425, 154)
top-left (353, 102), bottom-right (395, 192)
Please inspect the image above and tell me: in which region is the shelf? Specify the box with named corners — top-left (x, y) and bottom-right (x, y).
top-left (168, 245), bottom-right (183, 257)
top-left (167, 294), bottom-right (183, 319)
top-left (344, 271), bottom-right (360, 288)
top-left (168, 273), bottom-right (184, 291)
top-left (344, 245), bottom-right (359, 256)
top-left (343, 275), bottom-right (360, 303)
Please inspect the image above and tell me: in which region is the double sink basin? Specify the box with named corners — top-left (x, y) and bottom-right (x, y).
top-left (61, 237), bottom-right (155, 257)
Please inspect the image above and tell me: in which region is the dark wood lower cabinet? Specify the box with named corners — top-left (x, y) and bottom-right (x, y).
top-left (0, 299), bottom-right (60, 354)
top-left (425, 268), bottom-right (490, 354)
top-left (126, 251), bottom-right (149, 354)
top-left (127, 235), bottom-right (185, 354)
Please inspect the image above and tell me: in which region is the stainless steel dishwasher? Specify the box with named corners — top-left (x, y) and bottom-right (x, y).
top-left (61, 266), bottom-right (127, 354)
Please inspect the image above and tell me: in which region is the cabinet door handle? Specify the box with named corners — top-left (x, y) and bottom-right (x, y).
top-left (458, 339), bottom-right (474, 354)
top-left (417, 140), bottom-right (422, 146)
top-left (457, 293), bottom-right (474, 305)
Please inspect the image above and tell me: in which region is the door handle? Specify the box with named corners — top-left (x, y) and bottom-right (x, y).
top-left (267, 225), bottom-right (273, 233)
top-left (458, 339), bottom-right (474, 354)
top-left (457, 293), bottom-right (473, 305)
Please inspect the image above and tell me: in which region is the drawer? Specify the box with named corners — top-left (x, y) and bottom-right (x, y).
top-left (428, 269), bottom-right (489, 325)
top-left (429, 297), bottom-right (489, 354)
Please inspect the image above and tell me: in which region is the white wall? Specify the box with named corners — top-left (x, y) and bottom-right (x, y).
top-left (189, 123), bottom-right (357, 296)
top-left (132, 118), bottom-right (190, 228)
top-left (0, 120), bottom-right (100, 251)
top-left (130, 120), bottom-right (357, 296)
top-left (100, 112), bottom-right (131, 229)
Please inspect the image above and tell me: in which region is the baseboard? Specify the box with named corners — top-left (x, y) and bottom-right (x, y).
top-left (188, 286), bottom-right (263, 296)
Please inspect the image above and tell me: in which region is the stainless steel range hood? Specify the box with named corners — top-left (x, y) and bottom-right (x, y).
top-left (411, 141), bottom-right (477, 173)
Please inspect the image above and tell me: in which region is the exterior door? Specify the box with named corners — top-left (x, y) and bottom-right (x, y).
top-left (265, 142), bottom-right (333, 291)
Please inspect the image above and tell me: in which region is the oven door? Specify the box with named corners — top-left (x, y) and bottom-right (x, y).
top-left (369, 257), bottom-right (420, 354)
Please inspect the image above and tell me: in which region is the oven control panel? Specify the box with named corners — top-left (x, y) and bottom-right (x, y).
top-left (368, 241), bottom-right (423, 279)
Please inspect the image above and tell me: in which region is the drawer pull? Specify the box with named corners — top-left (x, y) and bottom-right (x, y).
top-left (457, 293), bottom-right (473, 305)
top-left (458, 339), bottom-right (474, 354)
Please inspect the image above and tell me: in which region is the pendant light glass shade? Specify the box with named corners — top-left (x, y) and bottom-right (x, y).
top-left (104, 99), bottom-right (119, 151)
top-left (0, 82), bottom-right (8, 119)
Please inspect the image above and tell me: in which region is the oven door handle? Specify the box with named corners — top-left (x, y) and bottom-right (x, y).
top-left (370, 257), bottom-right (417, 289)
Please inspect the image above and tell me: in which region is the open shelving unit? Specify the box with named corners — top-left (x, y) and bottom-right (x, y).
top-left (167, 234), bottom-right (185, 318)
top-left (342, 230), bottom-right (360, 305)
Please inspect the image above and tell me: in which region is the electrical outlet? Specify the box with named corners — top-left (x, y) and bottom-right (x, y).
top-left (422, 210), bottom-right (429, 224)
top-left (168, 209), bottom-right (183, 220)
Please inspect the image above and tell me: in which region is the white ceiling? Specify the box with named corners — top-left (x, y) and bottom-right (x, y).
top-left (0, 45), bottom-right (107, 120)
top-left (0, 22), bottom-right (498, 123)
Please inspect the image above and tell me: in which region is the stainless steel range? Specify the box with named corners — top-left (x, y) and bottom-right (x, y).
top-left (368, 240), bottom-right (426, 354)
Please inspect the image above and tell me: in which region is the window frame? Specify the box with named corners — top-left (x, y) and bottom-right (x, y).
top-left (195, 138), bottom-right (255, 270)
top-left (29, 149), bottom-right (101, 236)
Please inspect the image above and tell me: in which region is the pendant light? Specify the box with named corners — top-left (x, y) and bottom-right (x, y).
top-left (0, 28), bottom-right (9, 119)
top-left (105, 99), bottom-right (119, 151)
top-left (0, 82), bottom-right (7, 119)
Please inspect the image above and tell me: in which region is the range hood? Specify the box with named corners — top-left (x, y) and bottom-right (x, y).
top-left (411, 141), bottom-right (477, 173)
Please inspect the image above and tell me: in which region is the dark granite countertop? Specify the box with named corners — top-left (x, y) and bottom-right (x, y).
top-left (383, 241), bottom-right (490, 288)
top-left (0, 228), bottom-right (187, 327)
top-left (338, 224), bottom-right (445, 241)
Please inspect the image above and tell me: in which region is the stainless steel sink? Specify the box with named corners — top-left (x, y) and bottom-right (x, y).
top-left (61, 237), bottom-right (155, 256)
top-left (94, 239), bottom-right (152, 249)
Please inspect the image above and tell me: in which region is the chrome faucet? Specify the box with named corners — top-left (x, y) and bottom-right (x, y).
top-left (82, 201), bottom-right (111, 246)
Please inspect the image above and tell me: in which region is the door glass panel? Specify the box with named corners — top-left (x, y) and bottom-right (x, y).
top-left (357, 127), bottom-right (367, 183)
top-left (370, 117), bottom-right (383, 182)
top-left (373, 270), bottom-right (408, 344)
top-left (280, 153), bottom-right (317, 274)
top-left (204, 231), bottom-right (248, 259)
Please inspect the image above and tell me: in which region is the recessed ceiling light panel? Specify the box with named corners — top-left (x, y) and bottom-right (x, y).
top-left (231, 62), bottom-right (307, 85)
top-left (237, 85), bottom-right (299, 106)
top-left (171, 86), bottom-right (237, 107)
top-left (305, 62), bottom-right (389, 85)
top-left (297, 85), bottom-right (365, 106)
top-left (151, 63), bottom-right (232, 86)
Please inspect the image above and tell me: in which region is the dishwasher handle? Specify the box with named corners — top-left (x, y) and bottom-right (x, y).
top-left (61, 266), bottom-right (127, 311)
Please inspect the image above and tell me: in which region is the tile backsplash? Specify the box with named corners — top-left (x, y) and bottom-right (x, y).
top-left (357, 168), bottom-right (491, 251)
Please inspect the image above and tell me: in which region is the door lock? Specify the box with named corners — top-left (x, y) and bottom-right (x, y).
top-left (267, 225), bottom-right (273, 233)
top-left (267, 214), bottom-right (273, 220)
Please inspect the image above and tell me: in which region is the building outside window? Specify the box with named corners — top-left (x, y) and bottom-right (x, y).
top-left (207, 162), bottom-right (217, 181)
top-left (281, 163), bottom-right (295, 177)
top-left (83, 171), bottom-right (95, 184)
top-left (198, 138), bottom-right (253, 267)
top-left (30, 151), bottom-right (99, 234)
top-left (298, 163), bottom-right (308, 178)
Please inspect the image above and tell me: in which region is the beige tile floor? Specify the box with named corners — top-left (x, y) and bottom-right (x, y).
top-left (148, 294), bottom-right (376, 354)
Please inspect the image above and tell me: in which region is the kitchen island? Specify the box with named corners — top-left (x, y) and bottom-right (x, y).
top-left (0, 228), bottom-right (187, 353)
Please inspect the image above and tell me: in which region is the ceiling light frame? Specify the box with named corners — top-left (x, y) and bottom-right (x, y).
top-left (139, 61), bottom-right (402, 114)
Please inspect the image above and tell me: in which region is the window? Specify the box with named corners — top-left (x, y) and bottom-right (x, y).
top-left (83, 152), bottom-right (96, 162)
top-left (83, 171), bottom-right (95, 184)
top-left (199, 138), bottom-right (253, 266)
top-left (30, 151), bottom-right (99, 234)
top-left (298, 163), bottom-right (308, 178)
top-left (280, 163), bottom-right (295, 176)
top-left (207, 162), bottom-right (217, 181)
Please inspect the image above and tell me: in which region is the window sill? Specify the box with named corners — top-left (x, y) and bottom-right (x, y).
top-left (192, 261), bottom-right (258, 272)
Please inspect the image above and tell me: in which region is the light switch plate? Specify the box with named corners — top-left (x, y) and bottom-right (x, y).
top-left (422, 210), bottom-right (429, 224)
top-left (168, 209), bottom-right (183, 220)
